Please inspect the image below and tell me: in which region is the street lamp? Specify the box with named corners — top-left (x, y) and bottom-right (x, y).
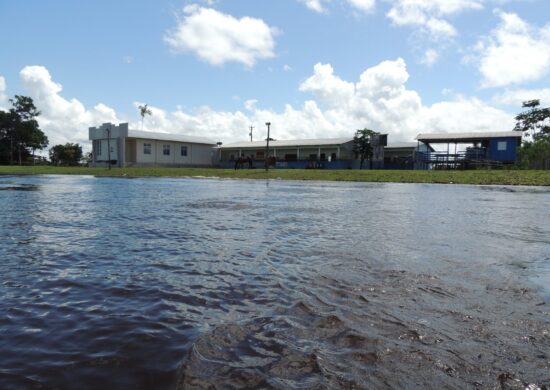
top-left (265, 122), bottom-right (271, 172)
top-left (106, 124), bottom-right (111, 170)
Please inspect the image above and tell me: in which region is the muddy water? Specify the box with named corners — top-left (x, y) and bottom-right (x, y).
top-left (0, 175), bottom-right (548, 389)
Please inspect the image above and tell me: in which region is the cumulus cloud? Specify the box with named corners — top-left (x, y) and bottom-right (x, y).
top-left (299, 63), bottom-right (355, 108)
top-left (7, 61), bottom-right (516, 156)
top-left (164, 4), bottom-right (278, 67)
top-left (0, 76), bottom-right (8, 110)
top-left (473, 10), bottom-right (550, 88)
top-left (386, 0), bottom-right (482, 39)
top-left (492, 88), bottom-right (550, 107)
top-left (18, 66), bottom-right (121, 149)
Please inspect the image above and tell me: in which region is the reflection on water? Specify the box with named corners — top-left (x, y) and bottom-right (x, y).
top-left (0, 175), bottom-right (549, 389)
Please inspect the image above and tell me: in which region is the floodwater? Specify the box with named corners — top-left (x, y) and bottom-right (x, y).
top-left (0, 175), bottom-right (548, 389)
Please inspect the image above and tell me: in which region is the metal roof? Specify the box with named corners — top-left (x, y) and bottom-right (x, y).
top-left (416, 131), bottom-right (522, 143)
top-left (220, 137), bottom-right (354, 149)
top-left (385, 142), bottom-right (418, 149)
top-left (128, 130), bottom-right (216, 145)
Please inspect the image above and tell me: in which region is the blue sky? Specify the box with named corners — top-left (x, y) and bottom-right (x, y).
top-left (1, 0), bottom-right (549, 149)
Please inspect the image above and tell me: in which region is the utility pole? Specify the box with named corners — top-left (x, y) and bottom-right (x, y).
top-left (265, 122), bottom-right (271, 172)
top-left (249, 125), bottom-right (254, 142)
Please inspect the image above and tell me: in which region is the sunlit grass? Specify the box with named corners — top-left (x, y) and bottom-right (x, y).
top-left (0, 165), bottom-right (549, 186)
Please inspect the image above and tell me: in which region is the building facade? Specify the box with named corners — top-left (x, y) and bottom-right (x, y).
top-left (89, 123), bottom-right (217, 167)
top-left (219, 138), bottom-right (357, 169)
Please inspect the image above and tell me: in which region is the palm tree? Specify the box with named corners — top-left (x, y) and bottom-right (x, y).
top-left (138, 104), bottom-right (152, 130)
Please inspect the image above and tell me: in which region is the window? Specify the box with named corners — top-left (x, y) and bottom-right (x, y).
top-left (163, 144), bottom-right (171, 156)
top-left (181, 146), bottom-right (188, 157)
top-left (497, 141), bottom-right (507, 151)
top-left (97, 140), bottom-right (102, 156)
top-left (143, 143), bottom-right (152, 155)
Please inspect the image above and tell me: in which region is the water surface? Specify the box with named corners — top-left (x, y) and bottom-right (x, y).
top-left (1, 175), bottom-right (549, 389)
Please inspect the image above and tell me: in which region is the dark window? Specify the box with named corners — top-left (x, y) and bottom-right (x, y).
top-left (143, 143), bottom-right (152, 155)
top-left (285, 154), bottom-right (297, 161)
top-left (181, 146), bottom-right (188, 157)
top-left (163, 144), bottom-right (170, 156)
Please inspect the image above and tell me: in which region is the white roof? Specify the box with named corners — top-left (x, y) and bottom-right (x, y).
top-left (416, 131), bottom-right (522, 142)
top-left (220, 137), bottom-right (353, 149)
top-left (386, 142), bottom-right (418, 149)
top-left (128, 130), bottom-right (216, 145)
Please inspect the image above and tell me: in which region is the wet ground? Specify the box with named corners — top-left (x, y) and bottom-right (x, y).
top-left (0, 175), bottom-right (548, 389)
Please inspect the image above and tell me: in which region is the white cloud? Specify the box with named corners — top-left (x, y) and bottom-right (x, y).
top-left (283, 64), bottom-right (292, 72)
top-left (300, 0), bottom-right (327, 13)
top-left (299, 63), bottom-right (355, 108)
top-left (163, 4), bottom-right (278, 67)
top-left (473, 10), bottom-right (550, 88)
top-left (19, 66), bottom-right (121, 150)
top-left (492, 88), bottom-right (550, 107)
top-left (7, 61), bottom-right (516, 157)
top-left (0, 76), bottom-right (8, 110)
top-left (386, 0), bottom-right (482, 39)
top-left (420, 48), bottom-right (439, 66)
top-left (416, 96), bottom-right (514, 134)
top-left (346, 0), bottom-right (376, 13)
top-left (299, 0), bottom-right (375, 14)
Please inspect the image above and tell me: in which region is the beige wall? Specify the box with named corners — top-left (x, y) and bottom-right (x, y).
top-left (133, 138), bottom-right (213, 166)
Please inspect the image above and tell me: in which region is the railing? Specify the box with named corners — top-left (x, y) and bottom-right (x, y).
top-left (415, 151), bottom-right (504, 169)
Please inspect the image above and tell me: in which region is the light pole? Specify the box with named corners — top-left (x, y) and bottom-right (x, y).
top-left (249, 125), bottom-right (254, 142)
top-left (107, 124), bottom-right (111, 170)
top-left (265, 122), bottom-right (271, 172)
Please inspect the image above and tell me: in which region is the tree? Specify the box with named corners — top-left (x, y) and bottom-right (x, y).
top-left (138, 104), bottom-right (152, 130)
top-left (353, 128), bottom-right (379, 169)
top-left (514, 99), bottom-right (550, 141)
top-left (0, 110), bottom-right (17, 164)
top-left (49, 143), bottom-right (83, 166)
top-left (515, 100), bottom-right (550, 169)
top-left (0, 95), bottom-right (48, 165)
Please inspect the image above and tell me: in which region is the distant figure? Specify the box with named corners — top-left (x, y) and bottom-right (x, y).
top-left (248, 156), bottom-right (253, 169)
top-left (234, 157), bottom-right (239, 170)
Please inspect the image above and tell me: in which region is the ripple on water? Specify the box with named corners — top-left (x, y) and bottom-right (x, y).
top-left (0, 176), bottom-right (548, 389)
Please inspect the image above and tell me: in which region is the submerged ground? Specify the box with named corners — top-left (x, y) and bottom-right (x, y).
top-left (0, 175), bottom-right (548, 389)
top-left (1, 165), bottom-right (550, 186)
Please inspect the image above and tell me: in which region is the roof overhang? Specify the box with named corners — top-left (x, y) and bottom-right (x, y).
top-left (416, 131), bottom-right (522, 144)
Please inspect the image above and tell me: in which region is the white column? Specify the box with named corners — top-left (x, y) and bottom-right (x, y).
top-left (297, 148), bottom-right (300, 160)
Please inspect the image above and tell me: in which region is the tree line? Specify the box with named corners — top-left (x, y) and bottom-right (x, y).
top-left (0, 95), bottom-right (84, 166)
top-left (514, 100), bottom-right (550, 169)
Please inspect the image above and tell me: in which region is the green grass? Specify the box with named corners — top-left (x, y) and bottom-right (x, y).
top-left (1, 165), bottom-right (549, 186)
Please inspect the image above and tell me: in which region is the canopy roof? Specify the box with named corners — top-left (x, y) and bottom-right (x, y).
top-left (220, 137), bottom-right (353, 149)
top-left (416, 131), bottom-right (522, 144)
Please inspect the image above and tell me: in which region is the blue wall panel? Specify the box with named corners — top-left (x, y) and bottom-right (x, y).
top-left (487, 137), bottom-right (520, 162)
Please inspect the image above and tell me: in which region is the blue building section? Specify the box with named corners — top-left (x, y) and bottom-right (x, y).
top-left (487, 137), bottom-right (521, 162)
top-left (415, 131), bottom-right (523, 169)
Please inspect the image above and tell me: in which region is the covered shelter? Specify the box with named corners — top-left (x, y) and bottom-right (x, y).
top-left (384, 142), bottom-right (434, 170)
top-left (415, 131), bottom-right (523, 169)
top-left (219, 138), bottom-right (356, 169)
